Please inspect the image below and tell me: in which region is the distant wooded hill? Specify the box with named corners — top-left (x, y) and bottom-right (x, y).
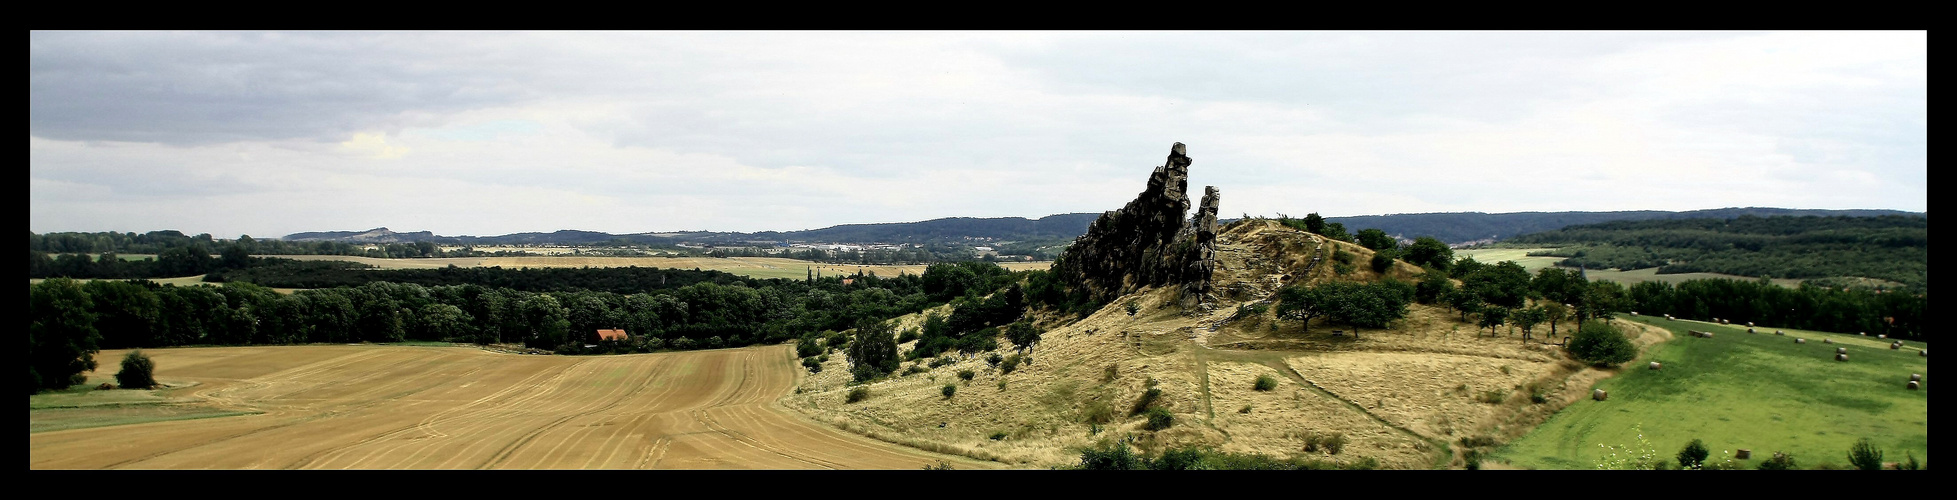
top-left (1506, 214), bottom-right (1928, 291)
top-left (1321, 207), bottom-right (1921, 245)
top-left (281, 213), bottom-right (1104, 246)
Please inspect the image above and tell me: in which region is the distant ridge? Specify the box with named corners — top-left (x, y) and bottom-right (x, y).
top-left (1323, 207), bottom-right (1924, 245)
top-left (277, 208), bottom-right (1921, 246)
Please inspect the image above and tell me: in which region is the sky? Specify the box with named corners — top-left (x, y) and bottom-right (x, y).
top-left (29, 31), bottom-right (1927, 239)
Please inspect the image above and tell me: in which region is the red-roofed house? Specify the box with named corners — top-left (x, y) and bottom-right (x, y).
top-left (595, 329), bottom-right (629, 342)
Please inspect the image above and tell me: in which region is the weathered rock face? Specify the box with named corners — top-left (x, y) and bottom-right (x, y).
top-left (1053, 142), bottom-right (1220, 310)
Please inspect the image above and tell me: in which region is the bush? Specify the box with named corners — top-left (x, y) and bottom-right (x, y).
top-left (845, 386), bottom-right (869, 404)
top-left (1458, 436), bottom-right (1498, 448)
top-left (896, 328), bottom-right (920, 344)
top-left (1370, 251), bottom-right (1396, 273)
top-left (1757, 452), bottom-right (1799, 470)
top-left (902, 364), bottom-right (927, 376)
top-left (1124, 300), bottom-right (1140, 316)
top-left (928, 356), bottom-right (956, 368)
top-left (1848, 438), bottom-right (1884, 471)
top-left (1079, 400), bottom-right (1115, 425)
top-left (986, 353), bottom-right (1003, 367)
top-left (957, 369), bottom-right (975, 381)
top-left (1901, 452), bottom-right (1920, 470)
top-left (999, 353), bottom-right (1023, 374)
top-left (1130, 387), bottom-right (1163, 415)
top-left (1253, 374), bottom-right (1278, 391)
top-left (923, 460), bottom-right (954, 470)
top-left (1567, 320), bottom-right (1637, 367)
top-left (1677, 439), bottom-right (1710, 469)
top-left (942, 384), bottom-right (956, 398)
top-left (115, 350), bottom-right (156, 389)
top-left (801, 357), bottom-right (823, 373)
top-left (796, 336), bottom-right (823, 358)
top-left (1077, 442), bottom-right (1141, 470)
top-left (1464, 449), bottom-right (1483, 470)
top-left (1143, 407), bottom-right (1175, 431)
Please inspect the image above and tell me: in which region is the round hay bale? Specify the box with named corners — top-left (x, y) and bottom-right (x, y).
top-left (1921, 350), bottom-right (1928, 357)
top-left (1911, 374), bottom-right (1922, 382)
top-left (1878, 334), bottom-right (1887, 339)
top-left (1796, 338), bottom-right (1806, 344)
top-left (1748, 321), bottom-right (1756, 327)
top-left (1776, 330), bottom-right (1785, 336)
top-left (1836, 353), bottom-right (1849, 362)
top-left (1649, 362), bottom-right (1662, 370)
top-left (1860, 332), bottom-right (1867, 336)
top-left (1824, 338), bottom-right (1833, 344)
top-left (1593, 389), bottom-right (1608, 401)
top-left (1631, 311), bottom-right (1639, 316)
top-left (1892, 343), bottom-right (1901, 350)
top-left (1748, 328), bottom-right (1756, 333)
top-left (1736, 449), bottom-right (1752, 459)
top-left (1703, 332), bottom-right (1713, 338)
top-left (1907, 381), bottom-right (1920, 390)
top-left (1837, 347), bottom-right (1847, 354)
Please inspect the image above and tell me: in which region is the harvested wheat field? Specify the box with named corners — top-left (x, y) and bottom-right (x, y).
top-left (29, 344), bottom-right (995, 469)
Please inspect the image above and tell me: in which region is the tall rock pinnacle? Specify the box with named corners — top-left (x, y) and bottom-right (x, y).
top-left (1052, 142), bottom-right (1220, 310)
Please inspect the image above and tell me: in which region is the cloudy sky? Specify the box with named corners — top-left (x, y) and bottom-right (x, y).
top-left (30, 31), bottom-right (1926, 239)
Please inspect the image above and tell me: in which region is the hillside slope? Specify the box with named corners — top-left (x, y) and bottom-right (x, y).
top-left (782, 219), bottom-right (1670, 468)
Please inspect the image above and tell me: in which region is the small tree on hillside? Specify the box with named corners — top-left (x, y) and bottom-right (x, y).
top-left (115, 350), bottom-right (157, 389)
top-left (1514, 306), bottom-right (1548, 343)
top-left (1477, 306), bottom-right (1510, 337)
top-left (847, 318), bottom-right (901, 382)
top-left (1542, 302), bottom-right (1571, 339)
top-left (1567, 320), bottom-right (1637, 367)
top-left (1356, 228), bottom-right (1398, 252)
top-left (1274, 284), bottom-right (1328, 334)
top-left (1402, 236), bottom-right (1453, 270)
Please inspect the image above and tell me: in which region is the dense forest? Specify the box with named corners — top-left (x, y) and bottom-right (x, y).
top-left (1504, 215), bottom-right (1928, 291)
top-left (26, 260), bottom-right (1058, 393)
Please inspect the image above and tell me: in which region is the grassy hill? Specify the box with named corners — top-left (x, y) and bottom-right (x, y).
top-left (1495, 316), bottom-right (1927, 470)
top-left (780, 220), bottom-right (1676, 469)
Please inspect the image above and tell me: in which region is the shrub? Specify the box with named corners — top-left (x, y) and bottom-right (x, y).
top-left (1124, 300), bottom-right (1140, 316)
top-left (942, 384), bottom-right (956, 398)
top-left (989, 431), bottom-right (1008, 440)
top-left (1901, 452), bottom-right (1920, 470)
top-left (1143, 407), bottom-right (1175, 431)
top-left (999, 353), bottom-right (1023, 374)
top-left (1333, 249), bottom-right (1355, 264)
top-left (1677, 439), bottom-right (1710, 469)
top-left (115, 350), bottom-right (157, 390)
top-left (1333, 262), bottom-right (1355, 275)
top-left (1077, 442), bottom-right (1141, 470)
top-left (1458, 436), bottom-right (1498, 448)
top-left (1131, 388), bottom-right (1163, 415)
top-left (896, 328), bottom-right (920, 344)
top-left (1239, 405), bottom-right (1253, 414)
top-left (796, 335), bottom-right (823, 358)
top-left (1848, 438), bottom-right (1884, 471)
top-left (1253, 374), bottom-right (1278, 391)
top-left (1301, 432), bottom-right (1347, 455)
top-left (1370, 251), bottom-right (1395, 273)
top-left (801, 357), bottom-right (823, 373)
top-left (957, 369), bottom-right (975, 381)
top-left (986, 353), bottom-right (1004, 368)
top-left (928, 356), bottom-right (956, 368)
top-left (903, 364), bottom-right (927, 376)
top-left (1464, 449), bottom-right (1483, 470)
top-left (845, 386), bottom-right (869, 404)
top-left (923, 460), bottom-right (954, 470)
top-left (1102, 364), bottom-right (1119, 383)
top-left (1757, 452), bottom-right (1799, 470)
top-left (1567, 320), bottom-right (1637, 367)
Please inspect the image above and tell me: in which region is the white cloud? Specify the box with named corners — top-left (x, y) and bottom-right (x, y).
top-left (28, 31), bottom-right (1926, 238)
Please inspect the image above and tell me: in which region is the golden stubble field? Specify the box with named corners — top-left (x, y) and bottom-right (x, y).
top-left (29, 345), bottom-right (996, 470)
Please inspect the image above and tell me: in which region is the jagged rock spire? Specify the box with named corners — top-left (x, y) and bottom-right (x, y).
top-left (1053, 142), bottom-right (1220, 310)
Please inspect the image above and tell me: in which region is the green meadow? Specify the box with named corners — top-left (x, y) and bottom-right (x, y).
top-left (1494, 316), bottom-right (1927, 469)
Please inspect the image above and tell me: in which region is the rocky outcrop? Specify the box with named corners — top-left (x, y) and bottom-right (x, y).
top-left (1053, 142), bottom-right (1220, 310)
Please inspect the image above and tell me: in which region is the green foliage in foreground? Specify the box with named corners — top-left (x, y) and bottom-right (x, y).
top-left (1495, 316), bottom-right (1928, 470)
top-left (1070, 442), bottom-right (1379, 470)
top-left (1567, 320), bottom-right (1637, 367)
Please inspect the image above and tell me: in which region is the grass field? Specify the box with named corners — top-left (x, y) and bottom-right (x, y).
top-left (1492, 316), bottom-right (1928, 469)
